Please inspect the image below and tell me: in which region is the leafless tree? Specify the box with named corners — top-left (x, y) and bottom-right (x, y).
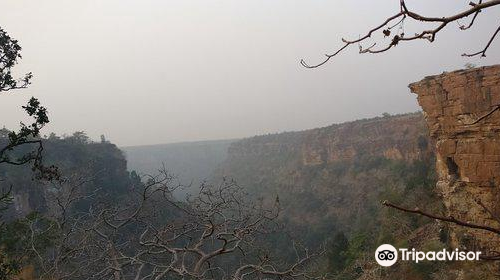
top-left (25, 169), bottom-right (326, 280)
top-left (301, 0), bottom-right (500, 68)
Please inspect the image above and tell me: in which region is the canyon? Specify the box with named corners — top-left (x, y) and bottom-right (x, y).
top-left (4, 66), bottom-right (499, 279)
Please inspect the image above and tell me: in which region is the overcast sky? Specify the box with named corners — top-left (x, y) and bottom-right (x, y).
top-left (2, 1), bottom-right (500, 146)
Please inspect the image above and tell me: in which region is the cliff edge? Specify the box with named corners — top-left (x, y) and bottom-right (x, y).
top-left (410, 64), bottom-right (500, 253)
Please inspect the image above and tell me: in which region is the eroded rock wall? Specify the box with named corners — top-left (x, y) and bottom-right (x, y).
top-left (410, 65), bottom-right (500, 252)
top-left (227, 113), bottom-right (432, 167)
top-left (300, 113), bottom-right (431, 165)
top-left (220, 113), bottom-right (435, 230)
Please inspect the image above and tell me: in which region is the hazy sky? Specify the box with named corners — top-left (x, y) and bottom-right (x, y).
top-left (2, 1), bottom-right (500, 146)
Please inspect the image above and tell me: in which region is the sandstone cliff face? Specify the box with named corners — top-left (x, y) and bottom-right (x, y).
top-left (410, 65), bottom-right (500, 252)
top-left (301, 114), bottom-right (432, 165)
top-left (228, 113), bottom-right (432, 167)
top-left (219, 113), bottom-right (436, 233)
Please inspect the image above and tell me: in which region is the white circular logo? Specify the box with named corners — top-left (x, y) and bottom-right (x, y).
top-left (375, 244), bottom-right (398, 266)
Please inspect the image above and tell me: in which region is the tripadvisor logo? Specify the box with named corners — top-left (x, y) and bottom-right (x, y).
top-left (375, 244), bottom-right (481, 267)
top-left (375, 244), bottom-right (398, 266)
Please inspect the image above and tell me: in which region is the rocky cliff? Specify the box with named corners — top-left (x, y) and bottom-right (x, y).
top-left (410, 65), bottom-right (500, 254)
top-left (218, 113), bottom-right (437, 244)
top-left (300, 114), bottom-right (432, 165)
top-left (0, 135), bottom-right (135, 218)
top-left (228, 113), bottom-right (432, 167)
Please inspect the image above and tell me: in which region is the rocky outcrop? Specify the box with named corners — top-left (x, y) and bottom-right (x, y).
top-left (300, 113), bottom-right (432, 165)
top-left (410, 65), bottom-right (500, 252)
top-left (227, 113), bottom-right (433, 167)
top-left (0, 138), bottom-right (134, 219)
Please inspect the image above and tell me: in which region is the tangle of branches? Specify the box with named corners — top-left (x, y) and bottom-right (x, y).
top-left (19, 169), bottom-right (327, 280)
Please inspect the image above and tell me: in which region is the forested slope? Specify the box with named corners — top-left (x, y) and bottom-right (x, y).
top-left (215, 113), bottom-right (448, 278)
top-left (0, 131), bottom-right (138, 218)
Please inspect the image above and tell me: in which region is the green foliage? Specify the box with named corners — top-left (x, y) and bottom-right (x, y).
top-left (352, 155), bottom-right (390, 173)
top-left (0, 251), bottom-right (20, 280)
top-left (0, 212), bottom-right (57, 254)
top-left (389, 158), bottom-right (436, 191)
top-left (344, 232), bottom-right (369, 266)
top-left (439, 226), bottom-right (450, 245)
top-left (0, 213), bottom-right (58, 280)
top-left (327, 161), bottom-right (350, 177)
top-left (417, 135), bottom-right (428, 150)
top-left (0, 27), bottom-right (32, 92)
top-left (0, 129), bottom-right (145, 279)
top-left (408, 240), bottom-right (447, 280)
top-left (327, 232), bottom-right (370, 280)
top-left (217, 117), bottom-right (440, 278)
top-left (0, 98), bottom-right (59, 180)
top-left (0, 26), bottom-right (58, 181)
top-left (0, 26), bottom-right (51, 280)
top-left (327, 232), bottom-right (349, 273)
top-left (0, 131), bottom-right (139, 221)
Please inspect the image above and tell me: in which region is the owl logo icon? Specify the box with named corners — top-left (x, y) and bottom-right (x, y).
top-left (375, 244), bottom-right (398, 266)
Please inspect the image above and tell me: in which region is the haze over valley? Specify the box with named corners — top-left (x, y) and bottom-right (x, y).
top-left (2, 1), bottom-right (500, 279)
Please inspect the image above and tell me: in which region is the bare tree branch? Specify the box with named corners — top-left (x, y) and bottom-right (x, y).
top-left (382, 200), bottom-right (500, 235)
top-left (382, 200), bottom-right (500, 261)
top-left (462, 24), bottom-right (500, 57)
top-left (301, 0), bottom-right (500, 68)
